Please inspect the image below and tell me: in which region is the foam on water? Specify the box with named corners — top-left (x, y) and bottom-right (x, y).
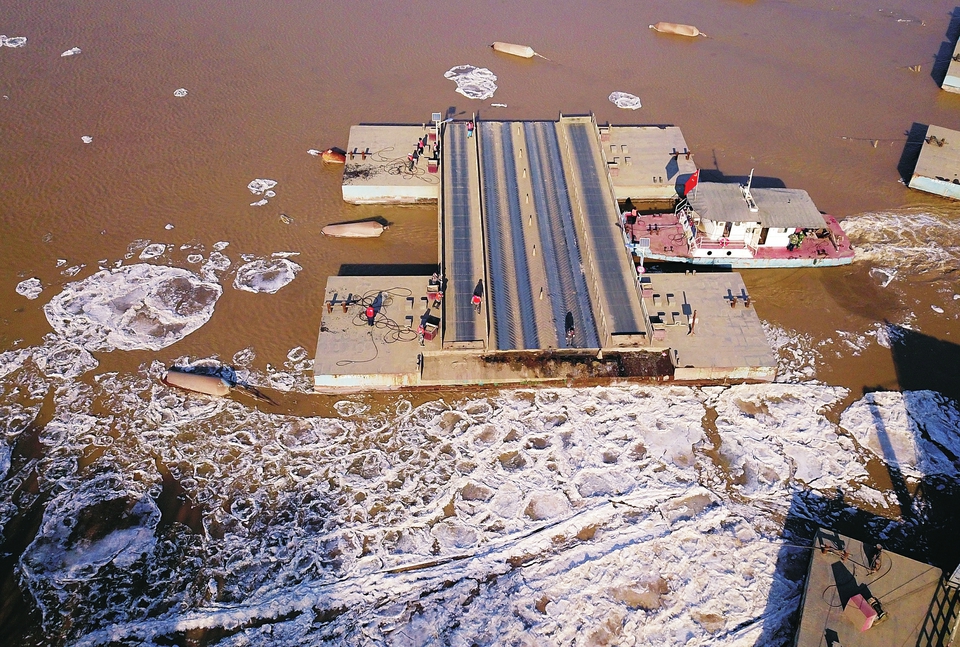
top-left (843, 210), bottom-right (960, 281)
top-left (444, 65), bottom-right (498, 100)
top-left (233, 258), bottom-right (302, 294)
top-left (43, 263), bottom-right (222, 352)
top-left (608, 91), bottom-right (642, 109)
top-left (16, 277), bottom-right (43, 299)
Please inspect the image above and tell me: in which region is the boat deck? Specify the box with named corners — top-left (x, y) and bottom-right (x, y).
top-left (623, 211), bottom-right (855, 267)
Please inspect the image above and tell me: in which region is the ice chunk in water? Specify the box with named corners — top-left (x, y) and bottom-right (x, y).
top-left (247, 179), bottom-right (277, 195)
top-left (15, 277), bottom-right (42, 300)
top-left (60, 47), bottom-right (81, 57)
top-left (81, 136), bottom-right (93, 144)
top-left (33, 337), bottom-right (98, 379)
top-left (444, 65), bottom-right (498, 100)
top-left (173, 88), bottom-right (187, 97)
top-left (43, 263), bottom-right (222, 352)
top-left (233, 258), bottom-right (302, 294)
top-left (250, 199), bottom-right (268, 207)
top-left (138, 243), bottom-right (166, 260)
top-left (307, 149), bottom-right (321, 156)
top-left (265, 190), bottom-right (276, 198)
top-left (1, 35), bottom-right (27, 48)
top-left (20, 476), bottom-right (160, 607)
top-left (609, 91), bottom-right (642, 109)
top-left (164, 223), bottom-right (174, 230)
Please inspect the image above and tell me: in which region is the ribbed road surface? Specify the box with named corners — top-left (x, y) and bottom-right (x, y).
top-left (564, 121), bottom-right (645, 337)
top-left (442, 122), bottom-right (485, 343)
top-left (480, 122), bottom-right (539, 350)
top-left (523, 122), bottom-right (600, 348)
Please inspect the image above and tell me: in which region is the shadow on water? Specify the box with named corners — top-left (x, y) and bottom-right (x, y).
top-left (898, 122), bottom-right (928, 183)
top-left (886, 322), bottom-right (960, 404)
top-left (338, 263), bottom-right (437, 277)
top-left (755, 324), bottom-right (960, 645)
top-left (930, 7), bottom-right (960, 87)
top-left (696, 169), bottom-right (787, 189)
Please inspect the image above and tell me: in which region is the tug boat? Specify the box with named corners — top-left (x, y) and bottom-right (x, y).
top-left (622, 173), bottom-right (855, 268)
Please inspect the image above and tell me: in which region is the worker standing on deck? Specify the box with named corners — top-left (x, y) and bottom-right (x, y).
top-left (467, 121), bottom-right (474, 138)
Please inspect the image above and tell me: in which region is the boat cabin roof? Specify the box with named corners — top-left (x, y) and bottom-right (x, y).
top-left (687, 182), bottom-right (826, 229)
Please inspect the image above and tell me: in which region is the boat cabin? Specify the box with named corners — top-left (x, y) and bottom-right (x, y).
top-left (681, 182), bottom-right (828, 259)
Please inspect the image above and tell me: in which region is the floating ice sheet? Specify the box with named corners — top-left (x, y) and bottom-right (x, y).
top-left (1, 35), bottom-right (27, 48)
top-left (233, 258), bottom-right (302, 294)
top-left (15, 277), bottom-right (42, 299)
top-left (844, 211), bottom-right (960, 281)
top-left (61, 47), bottom-right (81, 57)
top-left (81, 135), bottom-right (93, 144)
top-left (33, 336), bottom-right (98, 379)
top-left (840, 390), bottom-right (960, 477)
top-left (247, 179), bottom-right (277, 195)
top-left (138, 243), bottom-right (166, 260)
top-left (173, 88), bottom-right (187, 97)
top-left (444, 65), bottom-right (498, 100)
top-left (609, 91), bottom-right (642, 109)
top-left (43, 263), bottom-right (222, 352)
top-left (8, 370), bottom-right (960, 647)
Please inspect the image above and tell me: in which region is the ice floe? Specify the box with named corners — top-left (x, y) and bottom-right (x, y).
top-left (43, 263), bottom-right (222, 352)
top-left (15, 277), bottom-right (42, 299)
top-left (840, 390), bottom-right (960, 478)
top-left (608, 91), bottom-right (642, 109)
top-left (61, 46), bottom-right (81, 57)
top-left (33, 336), bottom-right (98, 379)
top-left (1, 35), bottom-right (27, 48)
top-left (444, 65), bottom-right (498, 100)
top-left (233, 258), bottom-right (302, 294)
top-left (81, 135), bottom-right (93, 144)
top-left (1, 374), bottom-right (957, 646)
top-left (247, 179), bottom-right (277, 195)
top-left (138, 243), bottom-right (166, 260)
top-left (844, 210), bottom-right (960, 281)
top-left (173, 88), bottom-right (187, 97)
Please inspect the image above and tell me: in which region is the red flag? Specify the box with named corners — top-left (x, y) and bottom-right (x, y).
top-left (683, 170), bottom-right (700, 196)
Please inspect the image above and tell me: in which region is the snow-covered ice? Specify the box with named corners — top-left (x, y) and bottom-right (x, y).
top-left (43, 263), bottom-right (222, 352)
top-left (233, 258), bottom-right (302, 294)
top-left (444, 65), bottom-right (498, 100)
top-left (1, 340), bottom-right (957, 647)
top-left (609, 91), bottom-right (642, 109)
top-left (1, 35), bottom-right (27, 48)
top-left (15, 277), bottom-right (42, 299)
top-left (247, 179), bottom-right (277, 195)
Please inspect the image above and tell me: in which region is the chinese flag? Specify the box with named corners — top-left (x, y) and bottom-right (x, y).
top-left (683, 170), bottom-right (700, 196)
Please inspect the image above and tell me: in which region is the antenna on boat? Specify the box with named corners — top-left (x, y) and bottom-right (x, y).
top-left (742, 167), bottom-right (759, 213)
